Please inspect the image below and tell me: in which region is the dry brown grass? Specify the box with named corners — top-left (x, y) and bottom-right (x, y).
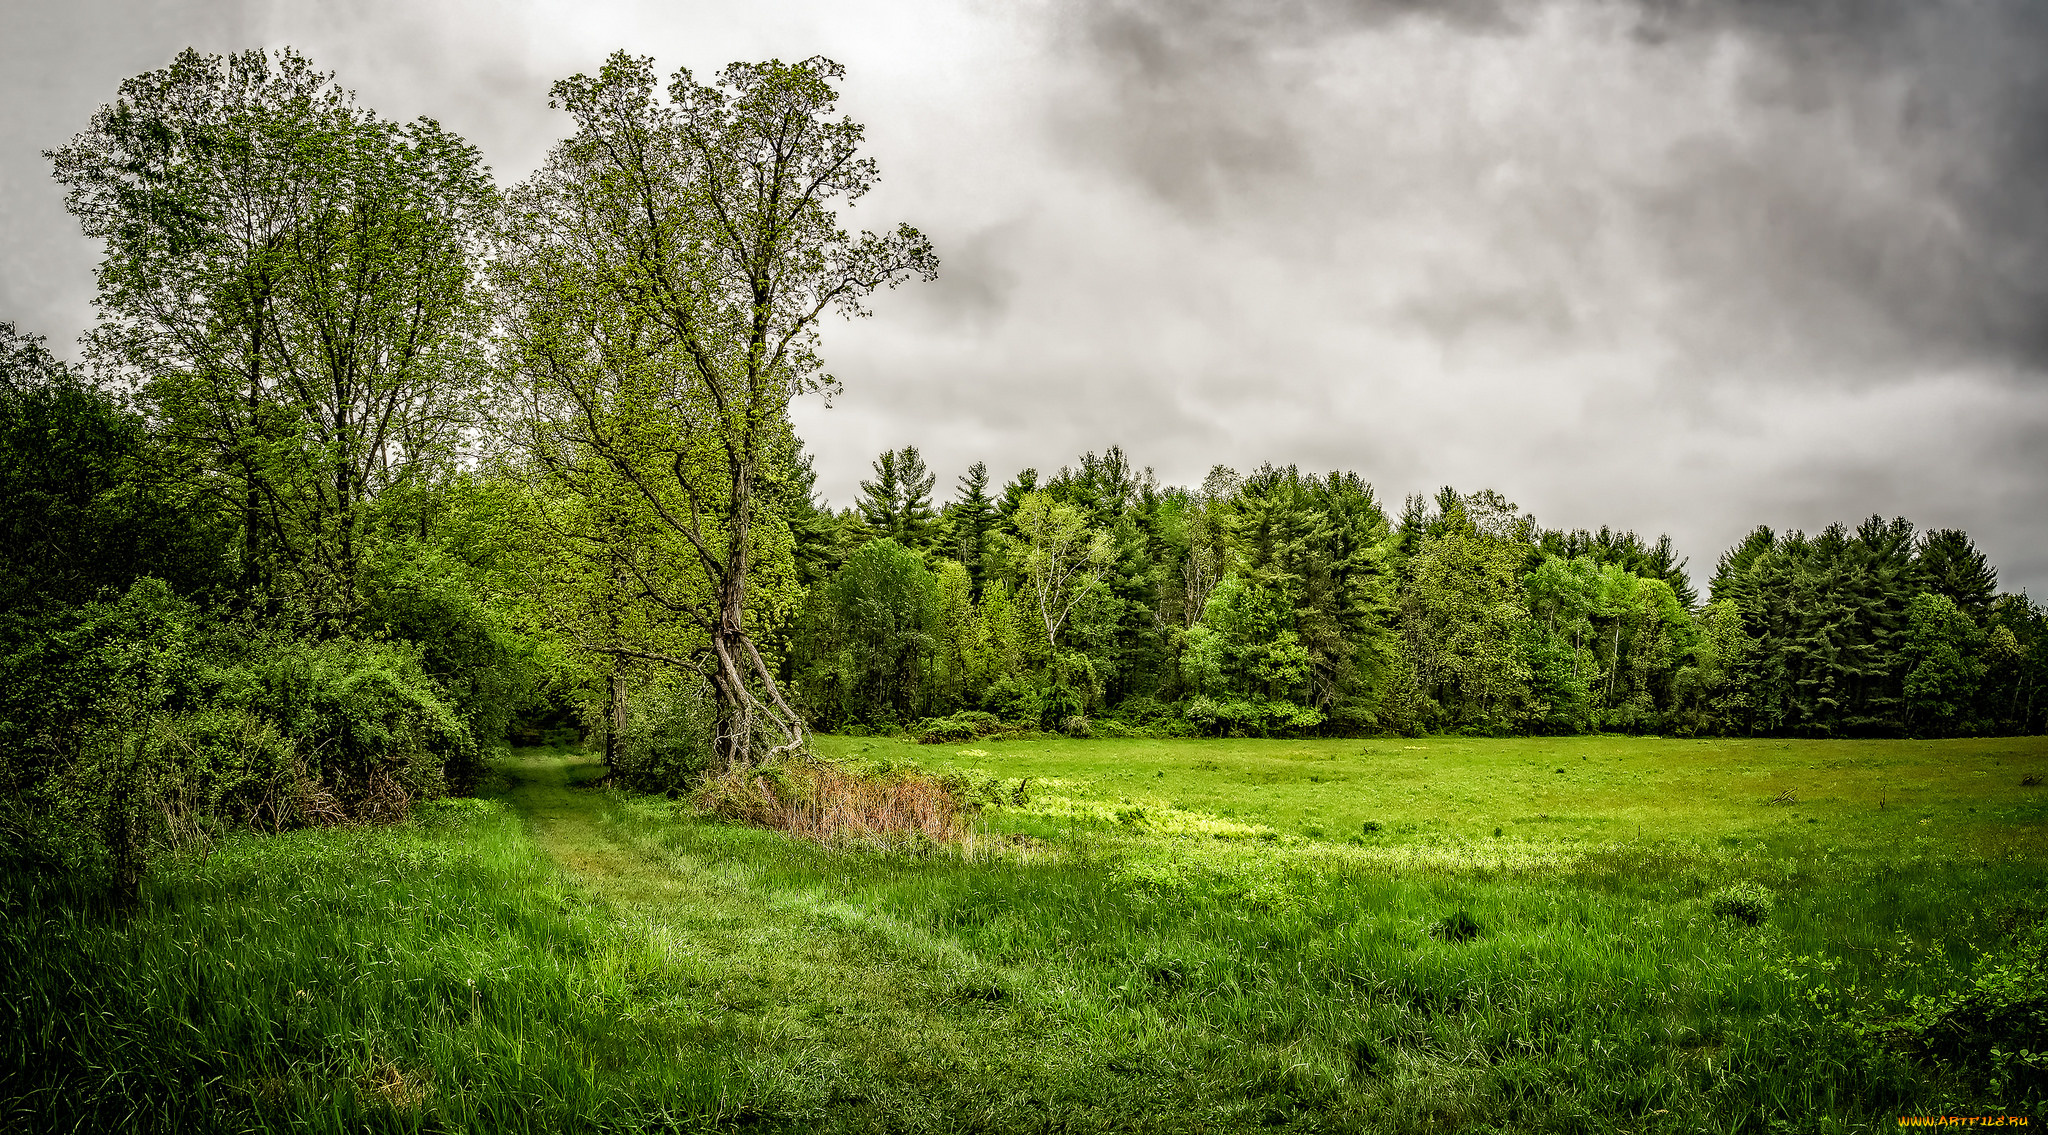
top-left (355, 1059), bottom-right (432, 1111)
top-left (692, 756), bottom-right (969, 849)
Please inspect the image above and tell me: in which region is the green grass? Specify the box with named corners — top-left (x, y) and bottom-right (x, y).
top-left (6, 736), bottom-right (2045, 1132)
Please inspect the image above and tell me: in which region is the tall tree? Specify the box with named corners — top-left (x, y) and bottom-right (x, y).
top-left (1918, 529), bottom-right (1998, 622)
top-left (0, 321), bottom-right (228, 609)
top-left (946, 460), bottom-right (995, 593)
top-left (51, 48), bottom-right (494, 629)
top-left (495, 52), bottom-right (936, 768)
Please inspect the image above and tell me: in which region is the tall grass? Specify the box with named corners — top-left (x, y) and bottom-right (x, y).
top-left (0, 801), bottom-right (754, 1133)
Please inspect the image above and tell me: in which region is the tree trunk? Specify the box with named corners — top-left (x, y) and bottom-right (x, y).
top-left (604, 669), bottom-right (624, 775)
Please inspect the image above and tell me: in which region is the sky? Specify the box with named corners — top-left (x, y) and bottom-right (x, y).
top-left (3, 0), bottom-right (2045, 596)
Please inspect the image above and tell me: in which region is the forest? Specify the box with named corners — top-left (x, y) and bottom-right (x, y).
top-left (1, 45), bottom-right (2044, 888)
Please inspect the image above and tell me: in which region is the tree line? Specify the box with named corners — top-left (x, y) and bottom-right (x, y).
top-left (1, 46), bottom-right (2040, 892)
top-left (776, 445), bottom-right (2046, 741)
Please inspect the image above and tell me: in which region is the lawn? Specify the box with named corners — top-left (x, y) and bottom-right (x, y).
top-left (6, 735), bottom-right (2045, 1132)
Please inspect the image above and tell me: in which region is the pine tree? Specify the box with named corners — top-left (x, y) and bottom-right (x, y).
top-left (1918, 529), bottom-right (1997, 621)
top-left (948, 460), bottom-right (994, 594)
top-left (857, 449), bottom-right (903, 540)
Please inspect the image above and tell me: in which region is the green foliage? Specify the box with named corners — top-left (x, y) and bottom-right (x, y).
top-left (910, 710), bottom-right (1008, 744)
top-left (0, 323), bottom-right (230, 610)
top-left (1399, 491), bottom-right (1534, 733)
top-left (1879, 919), bottom-right (2048, 1098)
top-left (50, 48), bottom-right (495, 629)
top-left (857, 446), bottom-right (939, 551)
top-left (494, 51), bottom-right (936, 768)
top-left (0, 579), bottom-right (471, 892)
top-left (1903, 592), bottom-right (1983, 736)
top-left (792, 539), bottom-right (939, 730)
top-left (606, 678), bottom-right (717, 793)
top-left (365, 538), bottom-right (540, 759)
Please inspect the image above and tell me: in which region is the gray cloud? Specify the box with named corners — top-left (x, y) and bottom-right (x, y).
top-left (0, 0), bottom-right (259, 346)
top-left (1, 0), bottom-right (2042, 595)
top-left (1058, 0), bottom-right (2048, 381)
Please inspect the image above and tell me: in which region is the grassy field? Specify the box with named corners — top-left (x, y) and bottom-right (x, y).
top-left (6, 735), bottom-right (2045, 1132)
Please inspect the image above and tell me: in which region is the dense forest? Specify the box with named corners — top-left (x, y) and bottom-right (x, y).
top-left (774, 444), bottom-right (2046, 744)
top-left (2, 47), bottom-right (2044, 890)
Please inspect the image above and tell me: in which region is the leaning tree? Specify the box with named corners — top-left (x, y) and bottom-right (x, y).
top-left (494, 52), bottom-right (936, 768)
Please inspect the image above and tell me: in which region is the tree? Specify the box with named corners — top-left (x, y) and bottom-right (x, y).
top-left (946, 460), bottom-right (995, 594)
top-left (1902, 592), bottom-right (1980, 735)
top-left (0, 321), bottom-right (229, 610)
top-left (1008, 490), bottom-right (1112, 659)
top-left (857, 445), bottom-right (936, 550)
top-left (791, 539), bottom-right (936, 728)
top-left (1399, 491), bottom-right (1534, 731)
top-left (495, 52), bottom-right (936, 768)
top-left (1918, 529), bottom-right (1997, 622)
top-left (50, 49), bottom-right (494, 629)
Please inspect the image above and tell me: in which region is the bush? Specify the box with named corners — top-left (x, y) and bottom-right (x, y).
top-left (910, 710), bottom-right (1006, 744)
top-left (607, 679), bottom-right (716, 793)
top-left (1708, 882), bottom-right (1775, 926)
top-left (982, 675), bottom-right (1043, 725)
top-left (1182, 695), bottom-right (1325, 738)
top-left (365, 538), bottom-right (541, 758)
top-left (1878, 920), bottom-right (2048, 1096)
top-left (0, 580), bottom-right (473, 894)
top-left (692, 755), bottom-right (968, 850)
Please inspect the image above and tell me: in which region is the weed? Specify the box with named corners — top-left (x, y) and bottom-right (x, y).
top-left (1428, 909), bottom-right (1485, 943)
top-left (1709, 882), bottom-right (1775, 926)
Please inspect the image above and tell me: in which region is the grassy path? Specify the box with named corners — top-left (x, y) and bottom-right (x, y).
top-left (495, 750), bottom-right (1223, 1133)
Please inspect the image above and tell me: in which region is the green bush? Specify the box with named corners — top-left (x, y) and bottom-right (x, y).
top-left (910, 710), bottom-right (1006, 744)
top-left (0, 579), bottom-right (473, 893)
top-left (606, 678), bottom-right (716, 793)
top-left (1878, 920), bottom-right (2048, 1096)
top-left (365, 538), bottom-right (542, 766)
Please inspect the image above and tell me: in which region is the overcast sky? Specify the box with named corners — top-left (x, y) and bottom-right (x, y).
top-left (4, 0), bottom-right (2045, 595)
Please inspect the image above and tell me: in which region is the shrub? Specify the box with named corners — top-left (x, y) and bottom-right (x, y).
top-left (365, 538), bottom-right (541, 758)
top-left (1181, 696), bottom-right (1325, 738)
top-left (0, 580), bottom-right (473, 895)
top-left (982, 675), bottom-right (1043, 725)
top-left (1708, 882), bottom-right (1775, 926)
top-left (910, 710), bottom-right (1005, 744)
top-left (1878, 920), bottom-right (2048, 1097)
top-left (606, 679), bottom-right (716, 793)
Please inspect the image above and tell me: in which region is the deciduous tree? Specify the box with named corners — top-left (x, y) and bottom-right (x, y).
top-left (494, 52), bottom-right (935, 767)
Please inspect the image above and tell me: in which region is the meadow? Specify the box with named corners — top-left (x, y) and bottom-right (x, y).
top-left (6, 735), bottom-right (2045, 1133)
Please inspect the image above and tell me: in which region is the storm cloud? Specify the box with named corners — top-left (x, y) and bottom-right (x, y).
top-left (2, 0), bottom-right (2043, 593)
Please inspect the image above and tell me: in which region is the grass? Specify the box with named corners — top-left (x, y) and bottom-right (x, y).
top-left (5, 735), bottom-right (2045, 1131)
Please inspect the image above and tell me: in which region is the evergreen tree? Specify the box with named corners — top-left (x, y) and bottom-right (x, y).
top-left (857, 446), bottom-right (937, 551)
top-left (1918, 529), bottom-right (1998, 622)
top-left (947, 460), bottom-right (995, 593)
